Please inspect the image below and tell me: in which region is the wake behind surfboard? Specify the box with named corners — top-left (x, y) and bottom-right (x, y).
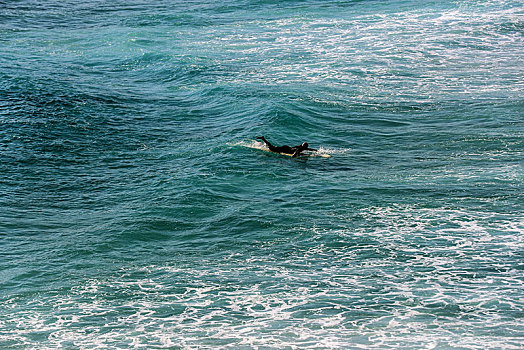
top-left (236, 141), bottom-right (331, 158)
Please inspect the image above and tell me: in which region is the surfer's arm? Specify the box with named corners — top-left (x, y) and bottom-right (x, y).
top-left (306, 147), bottom-right (317, 152)
top-left (291, 149), bottom-right (302, 158)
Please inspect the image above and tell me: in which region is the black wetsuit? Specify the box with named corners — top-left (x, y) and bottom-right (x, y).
top-left (266, 144), bottom-right (296, 154)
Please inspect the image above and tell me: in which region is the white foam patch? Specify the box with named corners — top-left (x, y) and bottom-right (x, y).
top-left (317, 146), bottom-right (351, 155)
top-left (230, 140), bottom-right (269, 151)
top-left (187, 4), bottom-right (524, 105)
top-left (2, 203), bottom-right (522, 349)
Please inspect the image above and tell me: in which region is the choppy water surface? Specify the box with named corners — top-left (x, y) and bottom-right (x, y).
top-left (1, 0), bottom-right (523, 348)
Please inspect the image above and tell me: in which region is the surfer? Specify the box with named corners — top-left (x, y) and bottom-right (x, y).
top-left (256, 136), bottom-right (317, 157)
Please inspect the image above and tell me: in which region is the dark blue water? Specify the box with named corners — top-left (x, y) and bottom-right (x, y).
top-left (1, 0), bottom-right (523, 348)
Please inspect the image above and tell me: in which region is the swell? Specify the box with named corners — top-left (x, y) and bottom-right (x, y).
top-left (1, 0), bottom-right (523, 348)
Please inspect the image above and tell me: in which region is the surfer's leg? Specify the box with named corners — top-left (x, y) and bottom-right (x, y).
top-left (257, 136), bottom-right (279, 152)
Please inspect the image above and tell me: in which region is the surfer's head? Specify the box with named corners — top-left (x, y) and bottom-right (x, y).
top-left (301, 142), bottom-right (309, 149)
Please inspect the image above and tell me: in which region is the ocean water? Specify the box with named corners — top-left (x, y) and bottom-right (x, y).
top-left (1, 0), bottom-right (523, 348)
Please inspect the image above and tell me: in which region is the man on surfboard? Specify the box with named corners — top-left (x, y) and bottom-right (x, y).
top-left (256, 136), bottom-right (317, 158)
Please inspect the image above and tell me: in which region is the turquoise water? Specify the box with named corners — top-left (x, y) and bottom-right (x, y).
top-left (1, 0), bottom-right (523, 348)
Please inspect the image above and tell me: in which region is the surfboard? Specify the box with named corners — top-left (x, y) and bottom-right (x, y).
top-left (238, 141), bottom-right (331, 158)
top-left (261, 148), bottom-right (331, 158)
